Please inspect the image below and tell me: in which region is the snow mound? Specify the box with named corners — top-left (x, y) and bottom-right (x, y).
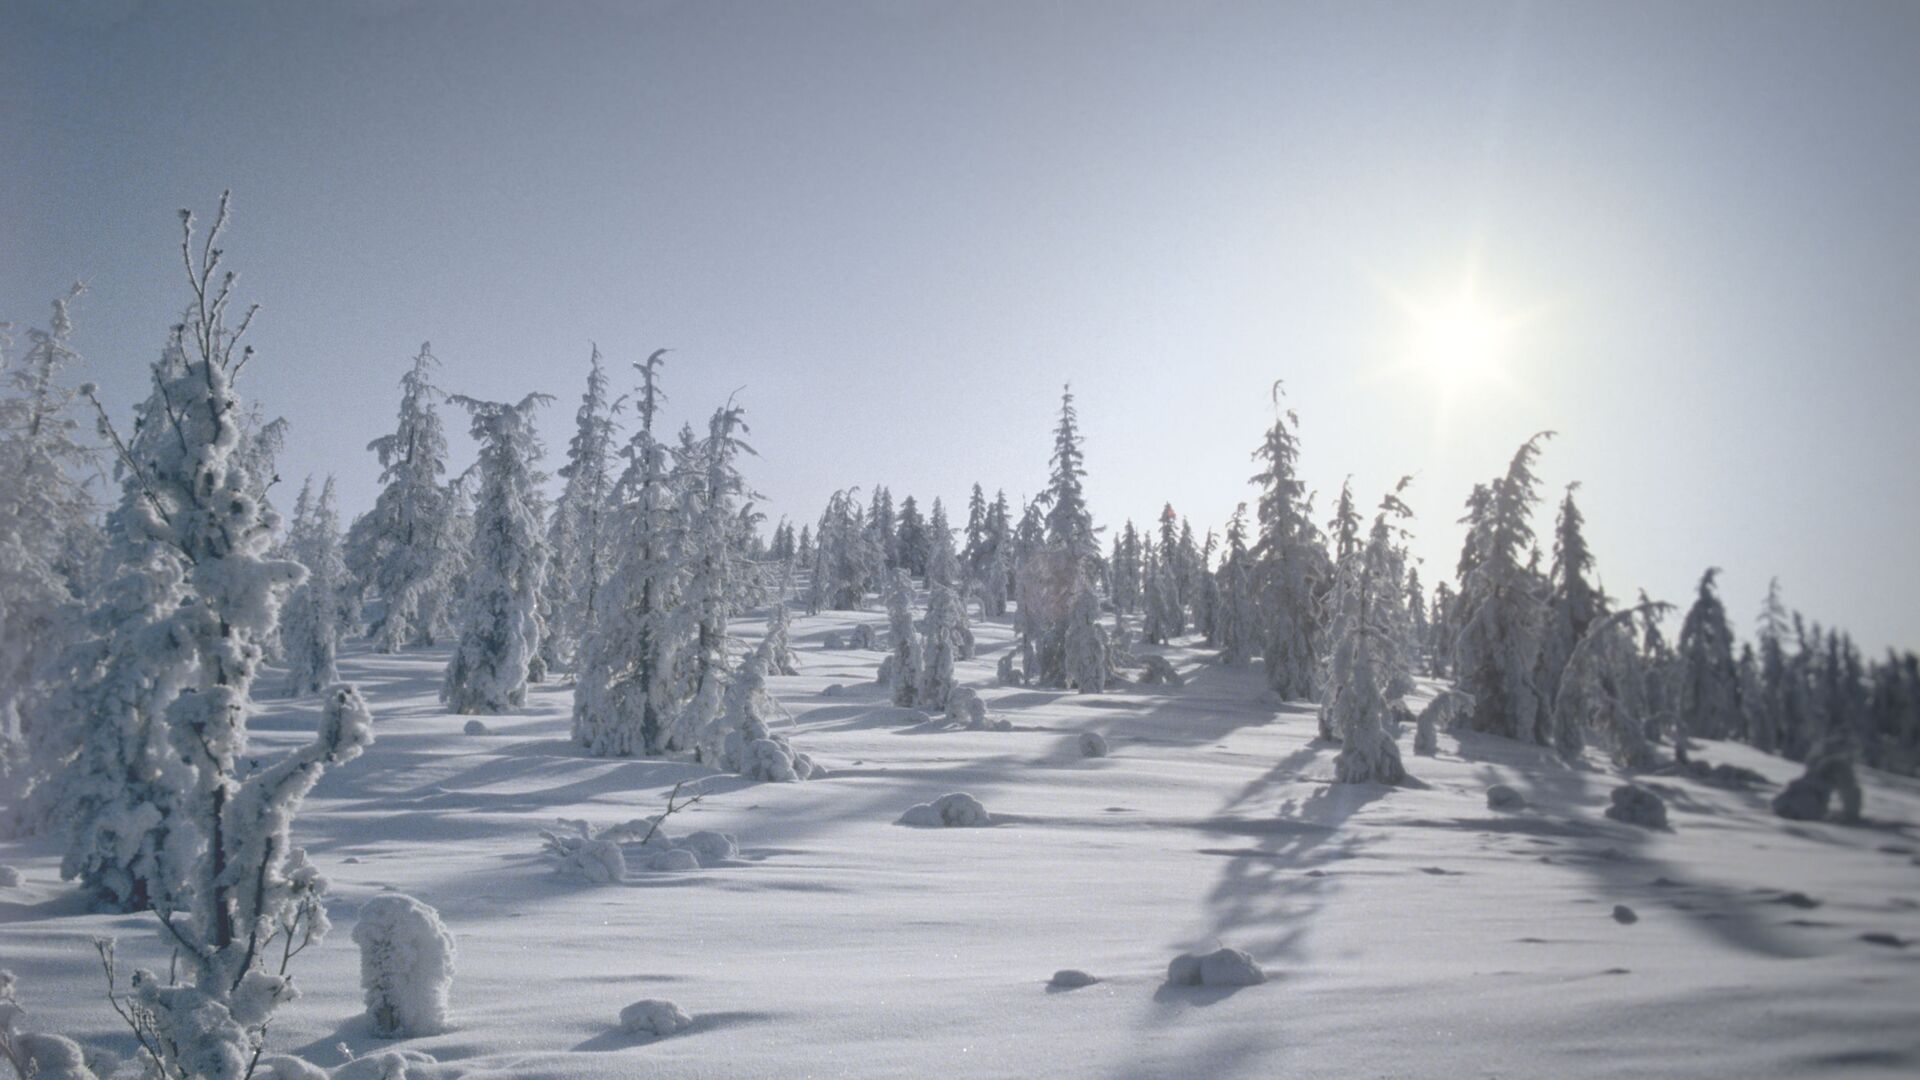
top-left (898, 792), bottom-right (992, 827)
top-left (620, 998), bottom-right (693, 1038)
top-left (540, 823), bottom-right (626, 884)
top-left (0, 865), bottom-right (20, 888)
top-left (1167, 946), bottom-right (1266, 987)
top-left (5, 1031), bottom-right (95, 1080)
top-left (352, 893), bottom-right (455, 1037)
top-left (996, 652), bottom-right (1025, 686)
top-left (849, 623), bottom-right (878, 650)
top-left (648, 848), bottom-right (700, 872)
top-left (1386, 698), bottom-right (1416, 733)
top-left (1486, 784), bottom-right (1524, 810)
top-left (1605, 784), bottom-right (1669, 829)
top-left (1049, 969), bottom-right (1099, 988)
top-left (1773, 757), bottom-right (1863, 824)
top-left (946, 686), bottom-right (988, 728)
top-left (462, 719), bottom-right (489, 736)
top-left (544, 819), bottom-right (742, 879)
top-left (1079, 731), bottom-right (1110, 758)
top-left (823, 683), bottom-right (846, 697)
top-left (822, 632), bottom-right (846, 650)
top-left (255, 1055), bottom-right (330, 1080)
top-left (1139, 655), bottom-right (1184, 686)
top-left (1613, 904), bottom-right (1639, 924)
top-left (1413, 708), bottom-right (1439, 756)
top-left (330, 1051), bottom-right (439, 1080)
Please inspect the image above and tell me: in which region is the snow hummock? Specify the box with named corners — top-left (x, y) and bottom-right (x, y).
top-left (1486, 784), bottom-right (1524, 810)
top-left (462, 719), bottom-right (490, 736)
top-left (1605, 784), bottom-right (1669, 829)
top-left (620, 998), bottom-right (693, 1038)
top-left (1166, 947), bottom-right (1266, 988)
top-left (897, 793), bottom-right (992, 828)
top-left (1078, 731), bottom-right (1110, 758)
top-left (1049, 969), bottom-right (1099, 989)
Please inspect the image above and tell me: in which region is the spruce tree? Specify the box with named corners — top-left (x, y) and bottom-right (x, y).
top-left (1452, 432), bottom-right (1555, 745)
top-left (1249, 385), bottom-right (1322, 700)
top-left (282, 477), bottom-right (349, 697)
top-left (443, 393), bottom-right (553, 714)
top-left (542, 345), bottom-right (620, 673)
top-left (355, 344), bottom-right (460, 652)
top-left (1676, 567), bottom-right (1741, 753)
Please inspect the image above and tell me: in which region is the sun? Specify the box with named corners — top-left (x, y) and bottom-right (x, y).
top-left (1405, 287), bottom-right (1515, 385)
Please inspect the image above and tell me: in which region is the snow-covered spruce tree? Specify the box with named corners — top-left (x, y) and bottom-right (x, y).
top-left (1538, 483), bottom-right (1603, 710)
top-left (917, 582), bottom-right (967, 711)
top-left (979, 489), bottom-right (1014, 617)
top-left (672, 403), bottom-right (759, 757)
top-left (765, 598), bottom-right (799, 676)
top-left (1676, 567), bottom-right (1741, 754)
top-left (281, 477), bottom-right (349, 697)
top-left (1550, 602), bottom-right (1670, 769)
top-left (1216, 505), bottom-right (1260, 665)
top-left (1062, 578), bottom-right (1111, 693)
top-left (962, 483), bottom-right (989, 578)
top-left (443, 393), bottom-right (553, 714)
top-left (1405, 565), bottom-right (1430, 677)
top-left (1452, 432), bottom-right (1555, 745)
top-left (1142, 547), bottom-right (1182, 645)
top-left (1109, 521), bottom-right (1142, 616)
top-left (885, 569), bottom-right (923, 707)
top-left (809, 489), bottom-right (876, 612)
top-left (1753, 578), bottom-right (1792, 755)
top-left (1427, 580), bottom-right (1456, 678)
top-left (1322, 490), bottom-right (1409, 784)
top-left (0, 285), bottom-right (101, 823)
top-left (1042, 385), bottom-right (1100, 565)
top-left (868, 486), bottom-right (898, 572)
top-left (927, 497), bottom-right (960, 588)
top-left (540, 346), bottom-right (621, 674)
top-left (710, 641), bottom-right (815, 781)
top-left (895, 495), bottom-right (928, 578)
top-left (573, 350), bottom-right (687, 757)
top-left (353, 343), bottom-right (459, 652)
top-left (66, 201), bottom-right (373, 1077)
top-left (1249, 384), bottom-right (1324, 700)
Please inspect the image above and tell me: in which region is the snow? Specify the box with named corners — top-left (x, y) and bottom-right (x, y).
top-left (1605, 784), bottom-right (1670, 830)
top-left (1166, 946), bottom-right (1266, 988)
top-left (352, 893), bottom-right (456, 1037)
top-left (618, 999), bottom-right (693, 1038)
top-left (897, 792), bottom-right (992, 828)
top-left (3, 615), bottom-right (1919, 1078)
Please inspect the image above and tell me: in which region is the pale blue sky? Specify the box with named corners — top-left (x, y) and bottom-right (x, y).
top-left (6, 0), bottom-right (1917, 650)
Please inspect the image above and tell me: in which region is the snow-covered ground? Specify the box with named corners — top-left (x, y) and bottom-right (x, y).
top-left (4, 610), bottom-right (1919, 1078)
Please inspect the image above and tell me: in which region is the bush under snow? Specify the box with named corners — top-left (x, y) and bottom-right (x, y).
top-left (352, 893), bottom-right (455, 1037)
top-left (540, 818), bottom-right (740, 882)
top-left (1166, 947), bottom-right (1266, 987)
top-left (1604, 783), bottom-right (1669, 829)
top-left (619, 998), bottom-right (693, 1038)
top-left (1078, 731), bottom-right (1109, 758)
top-left (898, 792), bottom-right (992, 828)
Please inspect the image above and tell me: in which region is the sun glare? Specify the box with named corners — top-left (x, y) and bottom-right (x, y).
top-left (1407, 290), bottom-right (1513, 385)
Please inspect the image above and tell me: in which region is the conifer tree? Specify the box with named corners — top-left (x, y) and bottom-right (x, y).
top-left (573, 350), bottom-right (685, 757)
top-left (1323, 484), bottom-right (1412, 784)
top-left (1452, 432), bottom-right (1555, 745)
top-left (927, 496), bottom-right (960, 587)
top-left (354, 344), bottom-right (460, 652)
top-left (1753, 578), bottom-right (1792, 755)
top-left (1250, 384), bottom-right (1323, 700)
top-left (443, 393), bottom-right (553, 714)
top-left (1539, 483), bottom-right (1603, 708)
top-left (282, 477), bottom-right (349, 697)
top-left (1062, 579), bottom-right (1111, 693)
top-left (1676, 567), bottom-right (1741, 754)
top-left (962, 483), bottom-right (989, 578)
top-left (885, 569), bottom-right (922, 707)
top-left (895, 495), bottom-right (928, 578)
top-left (917, 582), bottom-right (966, 710)
top-left (1042, 385), bottom-right (1098, 565)
top-left (541, 346), bottom-right (620, 673)
top-left (1217, 505), bottom-right (1260, 665)
top-left (676, 402), bottom-right (757, 754)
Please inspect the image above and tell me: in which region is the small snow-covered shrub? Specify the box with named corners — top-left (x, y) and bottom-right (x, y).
top-left (945, 687), bottom-right (987, 728)
top-left (849, 623), bottom-right (878, 650)
top-left (0, 865), bottom-right (19, 888)
top-left (254, 1055), bottom-right (329, 1080)
top-left (619, 999), bottom-right (692, 1038)
top-left (898, 792), bottom-right (991, 828)
top-left (1049, 969), bottom-right (1098, 988)
top-left (1078, 732), bottom-right (1109, 758)
top-left (2, 973), bottom-right (99, 1080)
top-left (876, 654), bottom-right (894, 685)
top-left (1166, 947), bottom-right (1265, 987)
top-left (462, 719), bottom-right (489, 736)
top-left (352, 893), bottom-right (455, 1037)
top-left (996, 652), bottom-right (1024, 687)
top-left (1421, 689), bottom-right (1474, 735)
top-left (821, 631), bottom-right (846, 650)
top-left (1612, 904), bottom-right (1638, 925)
top-left (1139, 656), bottom-right (1183, 686)
top-left (1413, 709), bottom-right (1439, 756)
top-left (540, 822), bottom-right (626, 884)
top-left (1486, 784), bottom-right (1524, 810)
top-left (823, 683), bottom-right (845, 697)
top-left (332, 1051), bottom-right (438, 1080)
top-left (1772, 757), bottom-right (1862, 824)
top-left (651, 849), bottom-right (699, 872)
top-left (1604, 784), bottom-right (1668, 829)
top-left (1386, 698), bottom-right (1416, 734)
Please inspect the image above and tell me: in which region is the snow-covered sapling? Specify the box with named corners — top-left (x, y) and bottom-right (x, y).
top-left (2, 971), bottom-right (99, 1080)
top-left (885, 571), bottom-right (922, 708)
top-left (352, 894), bottom-right (455, 1037)
top-left (763, 601), bottom-right (799, 676)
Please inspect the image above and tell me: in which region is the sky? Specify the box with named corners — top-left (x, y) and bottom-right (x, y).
top-left (5, 0), bottom-right (1918, 652)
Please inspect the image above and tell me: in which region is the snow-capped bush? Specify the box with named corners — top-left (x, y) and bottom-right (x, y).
top-left (540, 822), bottom-right (627, 884)
top-left (1413, 709), bottom-right (1439, 756)
top-left (885, 571), bottom-right (922, 708)
top-left (945, 686), bottom-right (987, 728)
top-left (917, 583), bottom-right (966, 710)
top-left (651, 848), bottom-right (700, 872)
top-left (1139, 656), bottom-right (1183, 686)
top-left (2, 971), bottom-right (99, 1080)
top-left (764, 601), bottom-right (798, 675)
top-left (1486, 784), bottom-right (1524, 810)
top-left (619, 999), bottom-right (693, 1038)
top-left (1062, 583), bottom-right (1110, 693)
top-left (821, 631), bottom-right (846, 650)
top-left (1049, 969), bottom-right (1098, 988)
top-left (1773, 757), bottom-right (1863, 823)
top-left (1078, 731), bottom-right (1109, 758)
top-left (1421, 689), bottom-right (1474, 735)
top-left (996, 652), bottom-right (1024, 687)
top-left (849, 623), bottom-right (877, 650)
top-left (0, 865), bottom-right (18, 888)
top-left (352, 893), bottom-right (455, 1037)
top-left (1166, 947), bottom-right (1265, 987)
top-left (1604, 784), bottom-right (1669, 829)
top-left (897, 792), bottom-right (992, 827)
top-left (462, 719), bottom-right (489, 736)
top-left (710, 644), bottom-right (816, 782)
